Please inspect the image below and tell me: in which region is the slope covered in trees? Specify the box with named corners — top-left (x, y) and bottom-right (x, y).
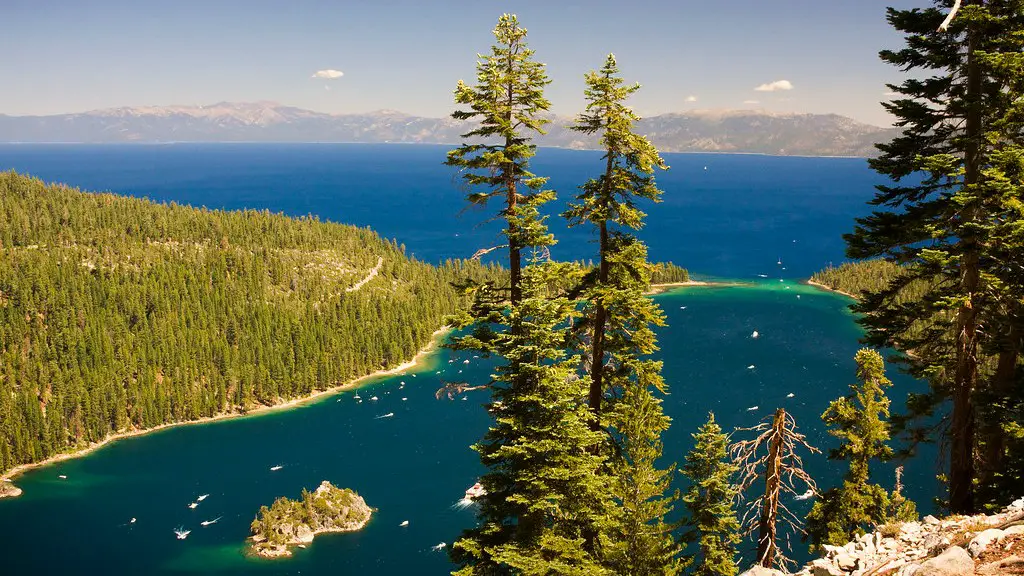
top-left (0, 171), bottom-right (501, 475)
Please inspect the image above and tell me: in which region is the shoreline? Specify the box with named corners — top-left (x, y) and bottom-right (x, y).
top-left (0, 326), bottom-right (451, 497)
top-left (646, 280), bottom-right (744, 295)
top-left (804, 279), bottom-right (859, 300)
top-left (250, 519), bottom-right (373, 559)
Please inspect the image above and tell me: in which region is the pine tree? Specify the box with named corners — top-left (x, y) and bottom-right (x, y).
top-left (844, 0), bottom-right (1024, 513)
top-left (682, 413), bottom-right (741, 576)
top-left (806, 349), bottom-right (917, 552)
top-left (563, 53), bottom-right (681, 574)
top-left (445, 16), bottom-right (615, 574)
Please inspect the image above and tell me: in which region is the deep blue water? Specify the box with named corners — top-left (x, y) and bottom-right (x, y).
top-left (0, 143), bottom-right (881, 278)
top-left (0, 145), bottom-right (938, 575)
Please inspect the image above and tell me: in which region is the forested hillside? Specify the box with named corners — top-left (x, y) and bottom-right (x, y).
top-left (0, 171), bottom-right (500, 475)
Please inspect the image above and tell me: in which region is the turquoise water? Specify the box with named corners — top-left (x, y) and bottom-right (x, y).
top-left (0, 146), bottom-right (937, 574)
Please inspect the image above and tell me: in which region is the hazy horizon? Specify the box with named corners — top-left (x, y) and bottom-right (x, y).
top-left (1, 0), bottom-right (927, 127)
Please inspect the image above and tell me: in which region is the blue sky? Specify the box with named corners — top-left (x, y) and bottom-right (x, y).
top-left (0, 0), bottom-right (925, 126)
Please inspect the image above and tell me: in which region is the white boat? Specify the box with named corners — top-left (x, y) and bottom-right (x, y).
top-left (746, 406), bottom-right (759, 411)
top-left (174, 527), bottom-right (191, 540)
top-left (188, 502), bottom-right (198, 509)
top-left (795, 489), bottom-right (814, 501)
top-left (747, 365), bottom-right (756, 370)
top-left (270, 465), bottom-right (283, 471)
top-left (130, 517), bottom-right (137, 524)
top-left (465, 482), bottom-right (487, 500)
top-left (758, 274), bottom-right (768, 278)
top-left (376, 412), bottom-right (395, 419)
top-left (751, 330), bottom-right (759, 339)
top-left (463, 360), bottom-right (470, 364)
top-left (432, 542), bottom-right (447, 551)
top-left (786, 393), bottom-right (795, 398)
top-left (353, 394), bottom-right (361, 400)
top-left (399, 520), bottom-right (409, 527)
top-left (402, 397), bottom-right (408, 401)
top-left (370, 396), bottom-right (379, 401)
top-left (58, 475), bottom-right (67, 480)
top-left (201, 517), bottom-right (222, 526)
top-left (197, 494), bottom-right (209, 502)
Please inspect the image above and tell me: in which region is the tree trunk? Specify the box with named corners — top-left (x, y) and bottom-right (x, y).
top-left (757, 408), bottom-right (785, 568)
top-left (980, 321), bottom-right (1019, 488)
top-left (586, 145), bottom-right (616, 425)
top-left (950, 1), bottom-right (983, 514)
top-left (588, 220), bottom-right (609, 428)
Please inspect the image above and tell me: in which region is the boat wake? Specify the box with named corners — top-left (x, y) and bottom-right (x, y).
top-left (452, 498), bottom-right (476, 510)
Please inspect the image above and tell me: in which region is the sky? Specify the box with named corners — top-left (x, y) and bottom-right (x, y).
top-left (0, 0), bottom-right (929, 127)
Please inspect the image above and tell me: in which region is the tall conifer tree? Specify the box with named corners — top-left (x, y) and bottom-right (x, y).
top-left (681, 413), bottom-right (741, 576)
top-left (806, 349), bottom-right (917, 552)
top-left (845, 0), bottom-right (1024, 513)
top-left (563, 54), bottom-right (681, 574)
top-left (446, 16), bottom-right (615, 574)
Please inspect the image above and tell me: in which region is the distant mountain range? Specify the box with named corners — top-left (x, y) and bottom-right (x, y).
top-left (0, 101), bottom-right (896, 157)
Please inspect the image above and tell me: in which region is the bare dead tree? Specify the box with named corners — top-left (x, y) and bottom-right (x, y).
top-left (731, 408), bottom-right (820, 570)
top-left (470, 245), bottom-right (508, 261)
top-left (938, 0), bottom-right (962, 32)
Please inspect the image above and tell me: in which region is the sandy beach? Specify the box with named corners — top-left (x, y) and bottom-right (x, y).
top-left (0, 326), bottom-right (451, 497)
top-left (805, 279), bottom-right (859, 300)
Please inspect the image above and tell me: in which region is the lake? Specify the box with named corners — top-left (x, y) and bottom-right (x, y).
top-left (0, 144), bottom-right (937, 574)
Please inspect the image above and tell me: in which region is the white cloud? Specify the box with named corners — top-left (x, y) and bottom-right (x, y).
top-left (685, 95), bottom-right (698, 103)
top-left (883, 91), bottom-right (899, 97)
top-left (743, 100), bottom-right (760, 105)
top-left (312, 69), bottom-right (344, 79)
top-left (754, 80), bottom-right (793, 92)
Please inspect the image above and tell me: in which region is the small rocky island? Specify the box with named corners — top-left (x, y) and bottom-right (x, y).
top-left (249, 481), bottom-right (373, 558)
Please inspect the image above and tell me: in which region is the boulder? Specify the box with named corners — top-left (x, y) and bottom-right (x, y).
top-left (834, 551), bottom-right (857, 571)
top-left (915, 546), bottom-right (974, 576)
top-left (1004, 524), bottom-right (1024, 537)
top-left (967, 528), bottom-right (1005, 558)
top-left (808, 559), bottom-right (844, 576)
top-left (923, 515), bottom-right (940, 526)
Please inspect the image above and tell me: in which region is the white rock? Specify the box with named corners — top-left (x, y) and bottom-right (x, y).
top-left (967, 528), bottom-right (1005, 558)
top-left (1004, 524), bottom-right (1024, 537)
top-left (1009, 497), bottom-right (1024, 511)
top-left (923, 515), bottom-right (940, 526)
top-left (808, 559), bottom-right (844, 576)
top-left (914, 545), bottom-right (974, 576)
top-left (835, 551), bottom-right (857, 570)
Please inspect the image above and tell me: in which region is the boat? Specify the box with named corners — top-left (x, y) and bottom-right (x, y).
top-left (188, 502), bottom-right (198, 509)
top-left (200, 517), bottom-right (221, 526)
top-left (370, 396), bottom-right (379, 401)
top-left (401, 397), bottom-right (407, 401)
top-left (270, 465), bottom-right (283, 471)
top-left (747, 365), bottom-right (756, 370)
top-left (58, 475), bottom-right (67, 479)
top-left (130, 518), bottom-right (137, 524)
top-left (399, 520), bottom-right (409, 527)
top-left (432, 542), bottom-right (447, 551)
top-left (196, 494), bottom-right (209, 502)
top-left (746, 406), bottom-right (759, 411)
top-left (353, 394), bottom-right (361, 399)
top-left (463, 360), bottom-right (470, 364)
top-left (786, 393), bottom-right (795, 398)
top-left (795, 489), bottom-right (815, 501)
top-left (465, 482), bottom-right (487, 500)
top-left (751, 330), bottom-right (759, 338)
top-left (376, 412), bottom-right (395, 419)
top-left (174, 527), bottom-right (191, 540)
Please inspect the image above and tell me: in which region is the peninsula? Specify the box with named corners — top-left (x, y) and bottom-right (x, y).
top-left (249, 481), bottom-right (373, 558)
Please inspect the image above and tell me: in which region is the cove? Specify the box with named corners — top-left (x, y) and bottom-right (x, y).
top-left (0, 282), bottom-right (936, 575)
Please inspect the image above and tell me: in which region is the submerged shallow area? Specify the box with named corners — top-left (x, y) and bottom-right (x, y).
top-left (0, 282), bottom-right (937, 575)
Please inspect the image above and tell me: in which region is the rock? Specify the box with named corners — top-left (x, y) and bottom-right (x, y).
top-left (295, 524), bottom-right (314, 544)
top-left (896, 564), bottom-right (919, 576)
top-left (967, 528), bottom-right (1005, 558)
top-left (1004, 524), bottom-right (1024, 537)
top-left (977, 554), bottom-right (1024, 575)
top-left (1009, 498), bottom-right (1024, 511)
top-left (923, 532), bottom-right (950, 554)
top-left (739, 566), bottom-right (788, 576)
top-left (808, 559), bottom-right (844, 576)
top-left (915, 546), bottom-right (974, 576)
top-left (834, 551), bottom-right (857, 570)
top-left (923, 515), bottom-right (940, 525)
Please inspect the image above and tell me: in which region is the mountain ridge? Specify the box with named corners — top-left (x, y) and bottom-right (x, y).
top-left (0, 101), bottom-right (896, 157)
